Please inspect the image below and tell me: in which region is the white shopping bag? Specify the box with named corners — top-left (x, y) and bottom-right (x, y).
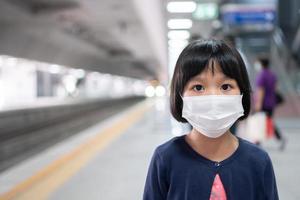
top-left (236, 112), bottom-right (267, 143)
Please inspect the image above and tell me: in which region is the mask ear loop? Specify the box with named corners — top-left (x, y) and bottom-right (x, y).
top-left (179, 92), bottom-right (184, 99)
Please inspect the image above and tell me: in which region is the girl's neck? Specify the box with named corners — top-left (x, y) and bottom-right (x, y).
top-left (185, 129), bottom-right (238, 162)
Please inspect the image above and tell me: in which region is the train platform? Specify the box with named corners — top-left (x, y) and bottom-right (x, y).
top-left (0, 97), bottom-right (299, 200)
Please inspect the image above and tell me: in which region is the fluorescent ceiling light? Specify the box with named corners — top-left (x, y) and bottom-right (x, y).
top-left (168, 30), bottom-right (190, 40)
top-left (168, 47), bottom-right (184, 54)
top-left (0, 56), bottom-right (4, 66)
top-left (168, 19), bottom-right (193, 29)
top-left (168, 39), bottom-right (189, 48)
top-left (49, 64), bottom-right (62, 74)
top-left (155, 86), bottom-right (166, 97)
top-left (167, 1), bottom-right (197, 13)
top-left (145, 86), bottom-right (155, 97)
top-left (71, 69), bottom-right (85, 78)
top-left (193, 3), bottom-right (218, 20)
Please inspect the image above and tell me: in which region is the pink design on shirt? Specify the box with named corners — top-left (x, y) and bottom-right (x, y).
top-left (209, 174), bottom-right (227, 200)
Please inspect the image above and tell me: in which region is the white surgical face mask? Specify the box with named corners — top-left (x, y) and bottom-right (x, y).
top-left (182, 95), bottom-right (244, 138)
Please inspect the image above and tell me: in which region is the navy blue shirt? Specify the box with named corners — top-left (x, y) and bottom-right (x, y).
top-left (143, 135), bottom-right (278, 200)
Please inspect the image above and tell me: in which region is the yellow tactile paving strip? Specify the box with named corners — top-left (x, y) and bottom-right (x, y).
top-left (0, 99), bottom-right (153, 200)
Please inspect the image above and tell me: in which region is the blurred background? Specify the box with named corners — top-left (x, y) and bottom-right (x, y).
top-left (0, 0), bottom-right (299, 199)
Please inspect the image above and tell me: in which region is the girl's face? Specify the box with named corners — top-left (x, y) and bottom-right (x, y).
top-left (183, 61), bottom-right (241, 97)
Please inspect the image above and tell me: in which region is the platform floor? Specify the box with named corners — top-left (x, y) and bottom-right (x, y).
top-left (0, 97), bottom-right (299, 200)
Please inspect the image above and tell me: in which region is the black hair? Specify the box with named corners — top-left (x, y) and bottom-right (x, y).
top-left (170, 39), bottom-right (252, 122)
top-left (258, 57), bottom-right (269, 69)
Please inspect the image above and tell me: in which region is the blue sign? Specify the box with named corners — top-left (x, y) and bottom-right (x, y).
top-left (222, 10), bottom-right (275, 25)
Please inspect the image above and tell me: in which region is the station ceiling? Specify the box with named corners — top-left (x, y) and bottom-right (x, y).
top-left (0, 0), bottom-right (167, 81)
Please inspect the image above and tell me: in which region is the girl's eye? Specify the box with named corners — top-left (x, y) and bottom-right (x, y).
top-left (193, 85), bottom-right (204, 92)
top-left (221, 84), bottom-right (232, 91)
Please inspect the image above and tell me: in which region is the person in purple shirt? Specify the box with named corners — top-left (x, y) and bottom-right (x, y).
top-left (255, 57), bottom-right (286, 150)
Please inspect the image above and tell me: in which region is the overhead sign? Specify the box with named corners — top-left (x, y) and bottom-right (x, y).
top-left (221, 4), bottom-right (275, 25)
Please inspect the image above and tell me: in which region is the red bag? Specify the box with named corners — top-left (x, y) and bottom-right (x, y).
top-left (266, 117), bottom-right (274, 138)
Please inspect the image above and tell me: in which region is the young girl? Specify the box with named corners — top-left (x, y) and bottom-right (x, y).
top-left (143, 39), bottom-right (278, 200)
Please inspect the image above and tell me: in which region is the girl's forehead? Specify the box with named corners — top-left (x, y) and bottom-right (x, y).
top-left (191, 63), bottom-right (229, 81)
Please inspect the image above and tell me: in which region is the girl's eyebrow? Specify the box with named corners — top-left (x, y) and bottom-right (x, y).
top-left (191, 75), bottom-right (233, 82)
top-left (189, 77), bottom-right (205, 83)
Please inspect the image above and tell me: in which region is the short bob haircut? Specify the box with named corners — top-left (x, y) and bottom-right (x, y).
top-left (170, 39), bottom-right (251, 122)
